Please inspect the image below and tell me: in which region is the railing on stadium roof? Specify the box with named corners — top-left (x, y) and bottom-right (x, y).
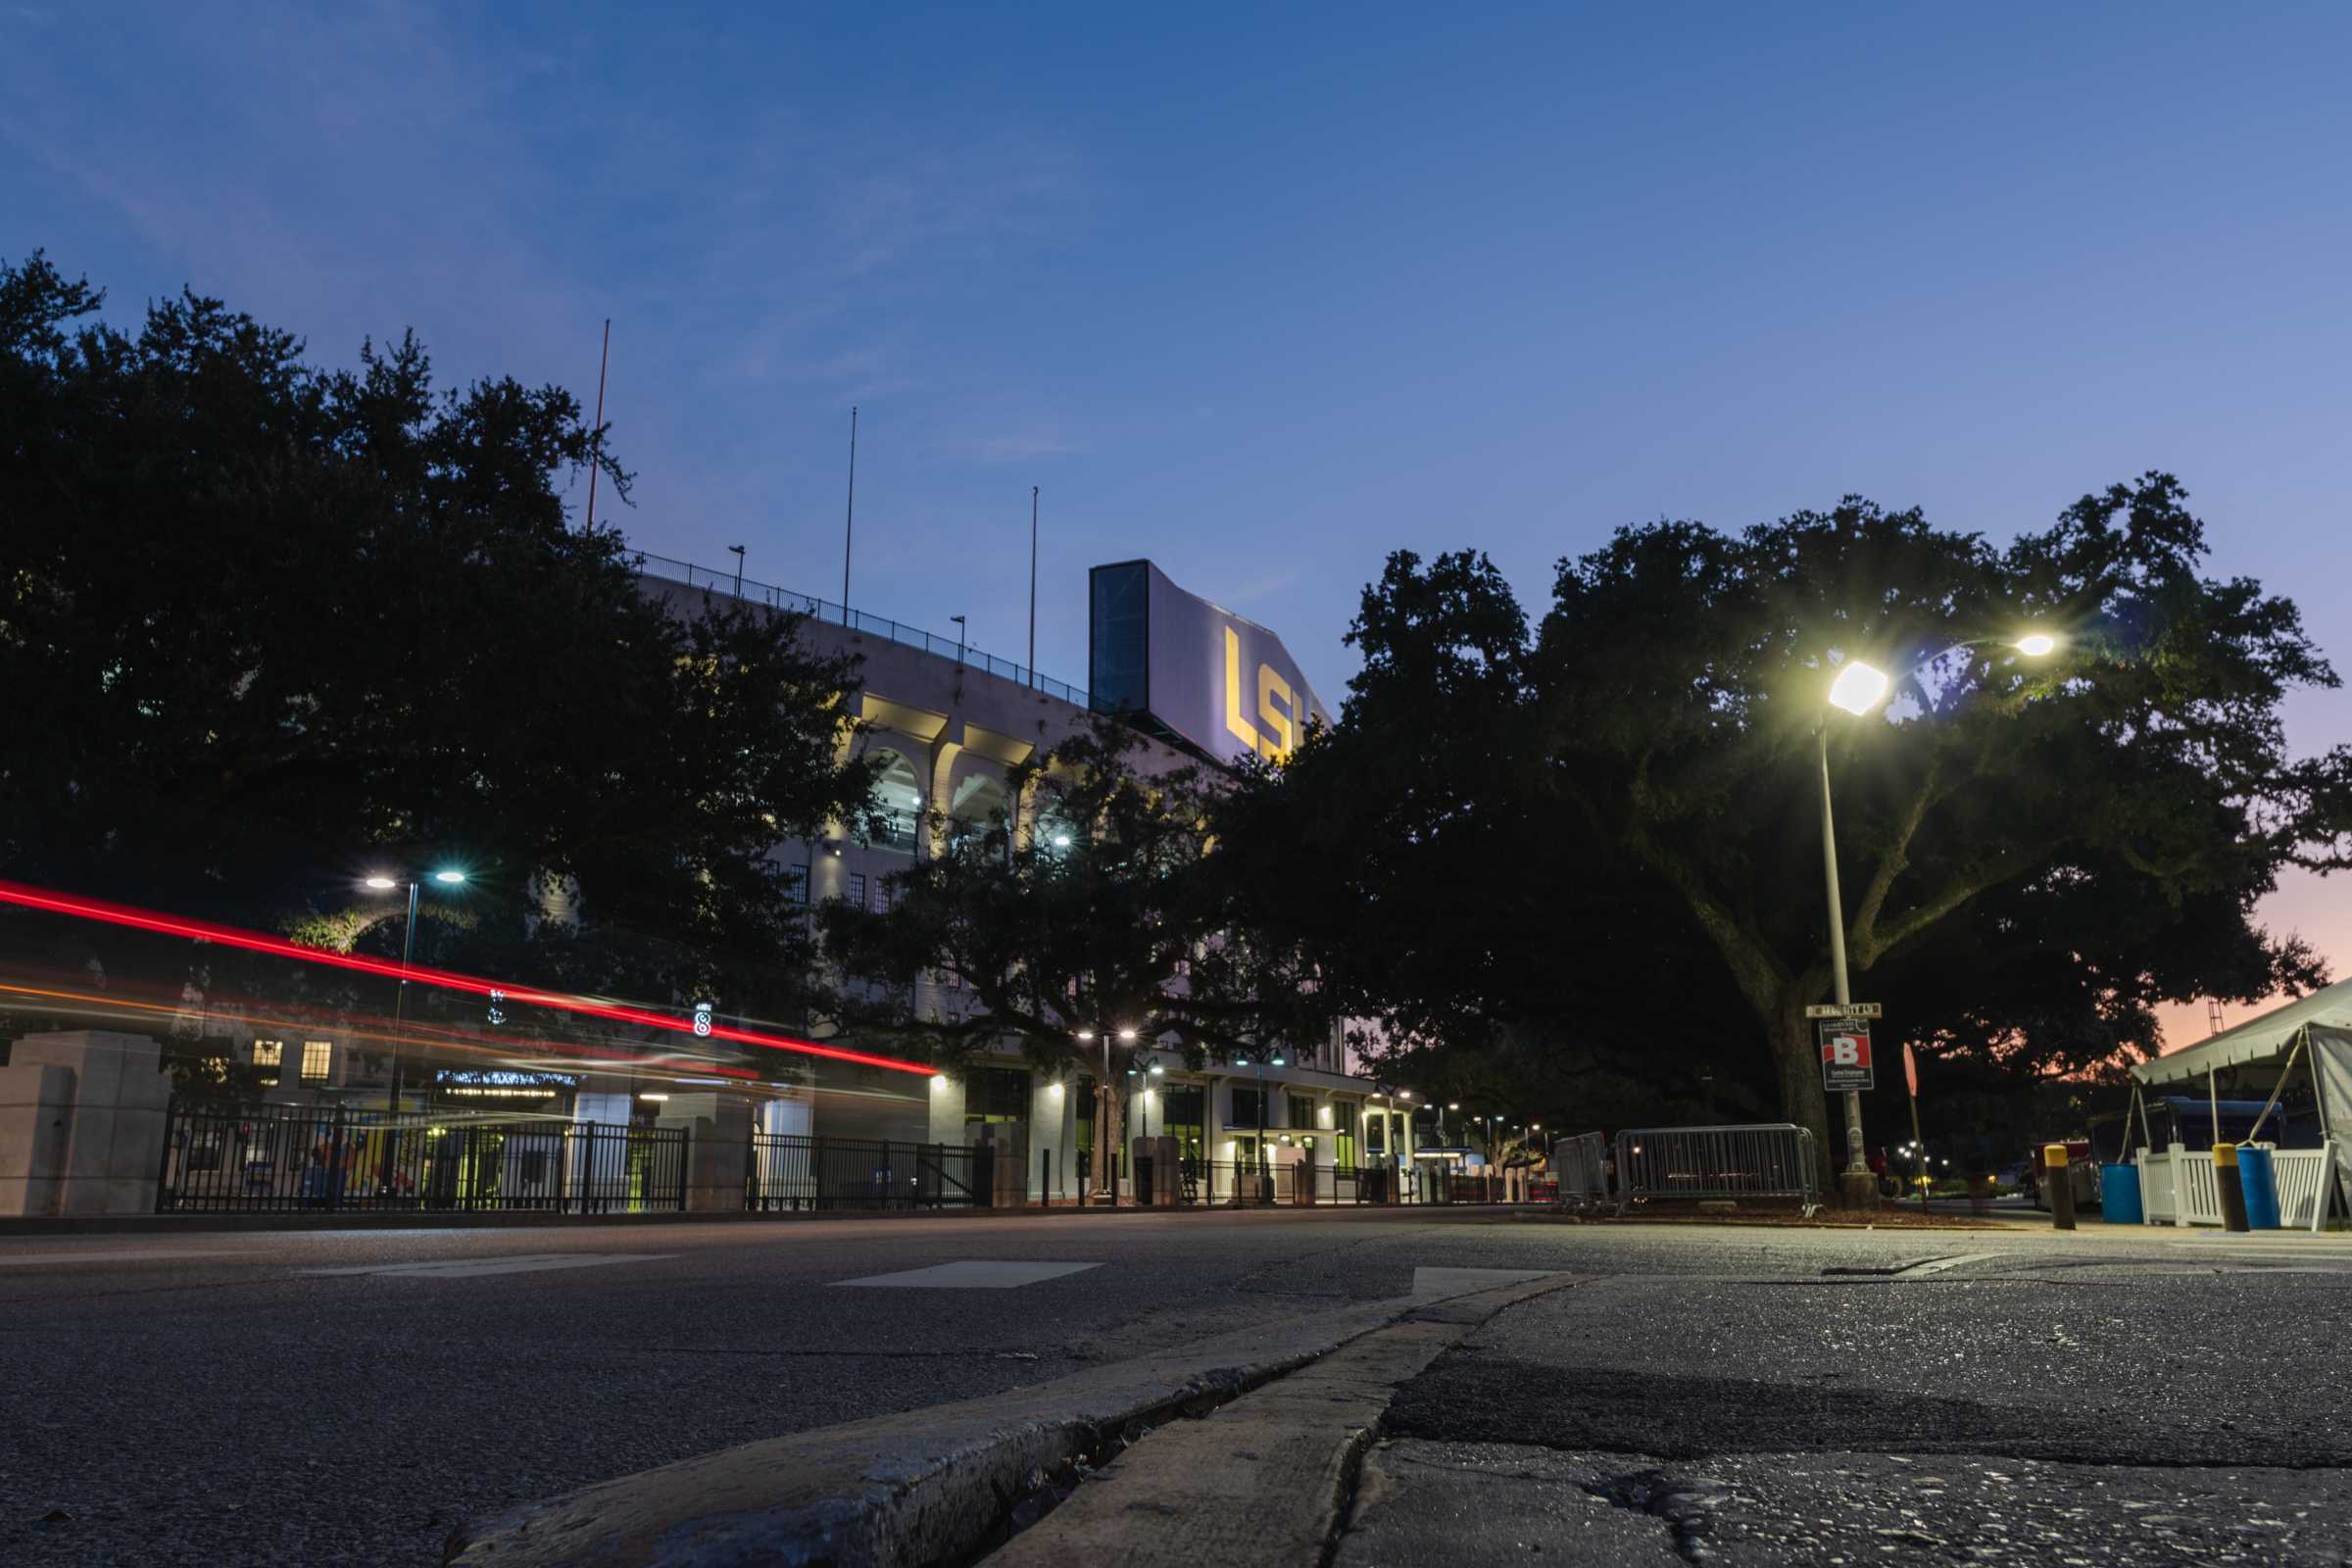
top-left (632, 551), bottom-right (1093, 709)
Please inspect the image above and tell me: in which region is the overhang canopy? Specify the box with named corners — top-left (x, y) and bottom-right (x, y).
top-left (2132, 977), bottom-right (2352, 1088)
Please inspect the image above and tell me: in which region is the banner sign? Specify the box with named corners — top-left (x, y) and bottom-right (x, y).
top-left (1819, 1019), bottom-right (1876, 1092)
top-left (1090, 560), bottom-right (1331, 768)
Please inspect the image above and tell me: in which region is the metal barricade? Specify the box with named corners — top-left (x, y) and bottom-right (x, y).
top-left (1612, 1123), bottom-right (1820, 1205)
top-left (1550, 1132), bottom-right (1608, 1202)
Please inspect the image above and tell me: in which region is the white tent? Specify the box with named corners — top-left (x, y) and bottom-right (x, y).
top-left (2132, 979), bottom-right (2352, 1207)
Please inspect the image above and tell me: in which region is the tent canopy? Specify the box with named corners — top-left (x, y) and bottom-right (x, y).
top-left (2132, 977), bottom-right (2352, 1089)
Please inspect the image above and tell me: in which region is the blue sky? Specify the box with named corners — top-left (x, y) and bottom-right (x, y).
top-left (7, 2), bottom-right (2350, 1028)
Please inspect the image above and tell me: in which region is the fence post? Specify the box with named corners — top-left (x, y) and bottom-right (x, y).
top-left (977, 1143), bottom-right (995, 1209)
top-left (677, 1127), bottom-right (690, 1211)
top-left (324, 1103), bottom-right (347, 1213)
top-left (154, 1102), bottom-right (178, 1213)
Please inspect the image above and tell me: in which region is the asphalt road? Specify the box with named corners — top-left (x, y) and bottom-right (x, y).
top-left (3, 1210), bottom-right (2347, 1566)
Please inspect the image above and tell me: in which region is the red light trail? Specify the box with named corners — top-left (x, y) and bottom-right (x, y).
top-left (0, 879), bottom-right (938, 1078)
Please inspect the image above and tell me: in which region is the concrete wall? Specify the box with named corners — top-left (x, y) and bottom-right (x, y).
top-left (0, 1031), bottom-right (172, 1216)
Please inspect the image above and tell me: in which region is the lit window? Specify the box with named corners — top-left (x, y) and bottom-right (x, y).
top-left (252, 1039), bottom-right (282, 1087)
top-left (300, 1042), bottom-right (332, 1083)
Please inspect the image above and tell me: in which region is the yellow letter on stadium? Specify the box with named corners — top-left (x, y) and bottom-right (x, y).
top-left (1257, 663), bottom-right (1295, 760)
top-left (1224, 625), bottom-right (1262, 755)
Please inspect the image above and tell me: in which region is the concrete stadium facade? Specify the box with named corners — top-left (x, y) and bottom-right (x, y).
top-left (635, 556), bottom-right (1421, 1196)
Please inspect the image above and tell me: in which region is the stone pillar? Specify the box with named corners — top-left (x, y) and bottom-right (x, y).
top-left (656, 1093), bottom-right (752, 1211)
top-left (0, 1064), bottom-right (75, 1217)
top-left (975, 1121), bottom-right (1029, 1206)
top-left (0, 1031), bottom-right (172, 1216)
top-left (1129, 1134), bottom-right (1180, 1205)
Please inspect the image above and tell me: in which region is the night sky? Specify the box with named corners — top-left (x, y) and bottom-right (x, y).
top-left (8, 2), bottom-right (2347, 1041)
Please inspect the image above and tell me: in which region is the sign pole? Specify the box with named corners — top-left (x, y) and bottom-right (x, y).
top-left (1904, 1041), bottom-right (1927, 1214)
top-left (1818, 726), bottom-right (1874, 1209)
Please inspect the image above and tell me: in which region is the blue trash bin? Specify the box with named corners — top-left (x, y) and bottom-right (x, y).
top-left (2238, 1146), bottom-right (2281, 1230)
top-left (2099, 1162), bottom-right (2144, 1224)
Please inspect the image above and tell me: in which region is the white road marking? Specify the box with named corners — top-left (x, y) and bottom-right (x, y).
top-left (831, 1260), bottom-right (1102, 1289)
top-left (303, 1252), bottom-right (673, 1278)
top-left (0, 1250), bottom-right (251, 1266)
top-left (1410, 1266), bottom-right (1554, 1299)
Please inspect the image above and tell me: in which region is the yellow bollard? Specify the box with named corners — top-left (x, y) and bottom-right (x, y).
top-left (2044, 1143), bottom-right (2075, 1231)
top-left (2214, 1142), bottom-right (2250, 1233)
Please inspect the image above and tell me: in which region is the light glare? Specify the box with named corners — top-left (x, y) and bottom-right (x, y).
top-left (2016, 632), bottom-right (2057, 657)
top-left (363, 875), bottom-right (398, 891)
top-left (1827, 662), bottom-right (1890, 716)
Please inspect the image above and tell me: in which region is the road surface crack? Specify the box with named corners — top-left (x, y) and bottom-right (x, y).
top-left (1585, 1468), bottom-right (1731, 1563)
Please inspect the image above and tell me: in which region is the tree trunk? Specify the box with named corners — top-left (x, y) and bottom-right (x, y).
top-left (1771, 1004), bottom-right (1838, 1196)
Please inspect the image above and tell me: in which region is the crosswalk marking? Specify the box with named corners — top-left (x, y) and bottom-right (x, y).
top-left (1410, 1266), bottom-right (1554, 1299)
top-left (832, 1260), bottom-right (1102, 1289)
top-left (0, 1250), bottom-right (250, 1266)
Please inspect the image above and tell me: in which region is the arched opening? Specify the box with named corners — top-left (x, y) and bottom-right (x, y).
top-left (868, 749), bottom-right (922, 853)
top-left (949, 771), bottom-right (1009, 853)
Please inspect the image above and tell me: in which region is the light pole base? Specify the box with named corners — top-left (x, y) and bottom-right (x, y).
top-left (1837, 1169), bottom-right (1882, 1211)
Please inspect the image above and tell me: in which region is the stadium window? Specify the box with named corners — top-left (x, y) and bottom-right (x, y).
top-left (300, 1041), bottom-right (333, 1083)
top-left (252, 1039), bottom-right (282, 1087)
top-left (784, 864), bottom-right (809, 906)
top-left (1288, 1094), bottom-right (1315, 1130)
top-left (847, 872), bottom-right (867, 908)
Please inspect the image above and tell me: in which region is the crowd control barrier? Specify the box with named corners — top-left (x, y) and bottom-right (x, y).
top-left (1549, 1132), bottom-right (1609, 1203)
top-left (1612, 1123), bottom-right (1821, 1206)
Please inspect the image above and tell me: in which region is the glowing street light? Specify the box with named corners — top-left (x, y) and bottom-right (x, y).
top-left (2016, 631), bottom-right (2058, 658)
top-left (360, 866), bottom-right (470, 1184)
top-left (1827, 662), bottom-right (1890, 716)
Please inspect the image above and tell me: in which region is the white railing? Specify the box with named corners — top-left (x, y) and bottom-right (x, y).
top-left (2273, 1145), bottom-right (2336, 1232)
top-left (2137, 1141), bottom-right (2336, 1232)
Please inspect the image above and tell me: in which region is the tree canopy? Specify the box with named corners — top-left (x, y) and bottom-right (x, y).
top-left (1228, 479), bottom-right (2352, 1174)
top-left (0, 253), bottom-right (878, 1060)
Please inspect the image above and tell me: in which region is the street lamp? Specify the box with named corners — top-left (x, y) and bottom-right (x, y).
top-left (1232, 1049), bottom-right (1287, 1201)
top-left (363, 868), bottom-right (466, 1121)
top-left (1818, 631), bottom-right (2054, 1206)
top-left (1076, 1024), bottom-right (1141, 1199)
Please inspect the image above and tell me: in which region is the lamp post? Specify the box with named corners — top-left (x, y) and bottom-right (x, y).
top-left (363, 868), bottom-right (467, 1121)
top-left (1819, 630), bottom-right (2055, 1208)
top-left (1127, 1055), bottom-right (1168, 1138)
top-left (1076, 1025), bottom-right (1138, 1200)
top-left (1233, 1050), bottom-right (1287, 1201)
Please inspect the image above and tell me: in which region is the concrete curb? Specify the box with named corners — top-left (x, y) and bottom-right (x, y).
top-left (986, 1273), bottom-right (1576, 1567)
top-left (441, 1278), bottom-right (1559, 1567)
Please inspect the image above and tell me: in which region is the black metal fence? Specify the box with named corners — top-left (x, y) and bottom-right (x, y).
top-left (746, 1133), bottom-right (992, 1211)
top-left (157, 1102), bottom-right (687, 1214)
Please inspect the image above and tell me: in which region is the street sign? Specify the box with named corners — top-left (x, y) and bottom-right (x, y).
top-left (1818, 1019), bottom-right (1875, 1092)
top-left (1805, 1002), bottom-right (1883, 1019)
top-left (1903, 1041), bottom-right (1919, 1098)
